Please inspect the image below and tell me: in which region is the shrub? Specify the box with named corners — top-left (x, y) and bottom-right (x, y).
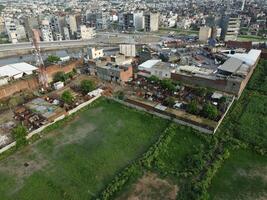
top-left (53, 72), bottom-right (68, 83)
top-left (163, 97), bottom-right (176, 107)
top-left (61, 90), bottom-right (74, 104)
top-left (202, 103), bottom-right (218, 120)
top-left (187, 100), bottom-right (199, 115)
top-left (12, 125), bottom-right (28, 148)
top-left (47, 55), bottom-right (61, 63)
top-left (80, 80), bottom-right (95, 95)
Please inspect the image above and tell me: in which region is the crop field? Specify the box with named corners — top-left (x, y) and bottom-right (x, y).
top-left (208, 149), bottom-right (267, 200)
top-left (0, 99), bottom-right (168, 200)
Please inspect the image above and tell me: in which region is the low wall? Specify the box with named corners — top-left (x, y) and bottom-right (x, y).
top-left (111, 98), bottom-right (214, 134)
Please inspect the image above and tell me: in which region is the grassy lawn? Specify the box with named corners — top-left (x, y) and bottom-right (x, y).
top-left (0, 99), bottom-right (168, 200)
top-left (208, 149), bottom-right (267, 200)
top-left (237, 35), bottom-right (267, 42)
top-left (159, 27), bottom-right (198, 35)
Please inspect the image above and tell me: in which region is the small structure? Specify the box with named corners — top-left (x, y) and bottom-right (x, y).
top-left (53, 81), bottom-right (64, 90)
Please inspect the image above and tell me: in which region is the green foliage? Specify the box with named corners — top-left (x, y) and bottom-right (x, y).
top-left (187, 100), bottom-right (199, 114)
top-left (159, 53), bottom-right (169, 62)
top-left (202, 103), bottom-right (218, 120)
top-left (247, 60), bottom-right (267, 95)
top-left (53, 72), bottom-right (68, 83)
top-left (61, 90), bottom-right (74, 104)
top-left (147, 75), bottom-right (160, 84)
top-left (194, 87), bottom-right (207, 97)
top-left (12, 125), bottom-right (28, 148)
top-left (160, 79), bottom-right (176, 92)
top-left (98, 124), bottom-right (176, 200)
top-left (116, 91), bottom-right (125, 100)
top-left (162, 96), bottom-right (175, 107)
top-left (80, 80), bottom-right (95, 95)
top-left (47, 55), bottom-right (61, 63)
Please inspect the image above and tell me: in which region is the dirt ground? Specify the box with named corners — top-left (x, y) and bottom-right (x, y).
top-left (118, 173), bottom-right (179, 200)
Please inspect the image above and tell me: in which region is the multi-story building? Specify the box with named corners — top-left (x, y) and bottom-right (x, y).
top-left (78, 25), bottom-right (95, 40)
top-left (144, 12), bottom-right (159, 32)
top-left (199, 26), bottom-right (212, 42)
top-left (40, 19), bottom-right (53, 42)
top-left (66, 15), bottom-right (77, 38)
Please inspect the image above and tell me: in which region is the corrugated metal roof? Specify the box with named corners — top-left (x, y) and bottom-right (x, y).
top-left (138, 60), bottom-right (161, 69)
top-left (218, 57), bottom-right (243, 73)
top-left (0, 62), bottom-right (37, 78)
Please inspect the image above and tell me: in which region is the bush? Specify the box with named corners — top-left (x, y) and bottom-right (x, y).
top-left (147, 75), bottom-right (160, 84)
top-left (53, 72), bottom-right (68, 83)
top-left (163, 97), bottom-right (175, 107)
top-left (187, 100), bottom-right (199, 115)
top-left (12, 125), bottom-right (28, 148)
top-left (80, 80), bottom-right (95, 95)
top-left (61, 91), bottom-right (74, 104)
top-left (202, 103), bottom-right (218, 120)
top-left (160, 79), bottom-right (176, 92)
top-left (47, 55), bottom-right (61, 63)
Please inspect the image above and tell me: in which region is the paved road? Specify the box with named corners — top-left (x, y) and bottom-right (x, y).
top-left (0, 32), bottom-right (162, 53)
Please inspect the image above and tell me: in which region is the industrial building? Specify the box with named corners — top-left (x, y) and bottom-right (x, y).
top-left (171, 49), bottom-right (261, 97)
top-left (138, 59), bottom-right (175, 79)
top-left (0, 62), bottom-right (38, 86)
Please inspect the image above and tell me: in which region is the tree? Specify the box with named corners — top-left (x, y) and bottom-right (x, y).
top-left (194, 87), bottom-right (207, 97)
top-left (80, 80), bottom-right (95, 95)
top-left (160, 79), bottom-right (176, 92)
top-left (187, 100), bottom-right (199, 115)
top-left (53, 72), bottom-right (68, 83)
top-left (159, 53), bottom-right (169, 62)
top-left (202, 103), bottom-right (218, 120)
top-left (147, 75), bottom-right (160, 84)
top-left (61, 91), bottom-right (74, 104)
top-left (47, 55), bottom-right (61, 63)
top-left (163, 97), bottom-right (176, 107)
top-left (12, 124), bottom-right (28, 148)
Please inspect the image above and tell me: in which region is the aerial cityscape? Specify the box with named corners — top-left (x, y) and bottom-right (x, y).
top-left (0, 0), bottom-right (266, 199)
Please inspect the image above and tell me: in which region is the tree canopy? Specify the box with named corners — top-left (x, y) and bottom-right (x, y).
top-left (61, 90), bottom-right (74, 104)
top-left (80, 80), bottom-right (95, 95)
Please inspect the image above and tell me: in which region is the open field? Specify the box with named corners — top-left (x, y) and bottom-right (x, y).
top-left (115, 124), bottom-right (208, 200)
top-left (237, 34), bottom-right (267, 42)
top-left (208, 149), bottom-right (267, 200)
top-left (0, 99), bottom-right (168, 200)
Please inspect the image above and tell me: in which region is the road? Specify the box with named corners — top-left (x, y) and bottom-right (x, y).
top-left (0, 32), bottom-right (161, 53)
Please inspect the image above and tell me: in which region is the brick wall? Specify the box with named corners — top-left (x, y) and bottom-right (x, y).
top-left (46, 59), bottom-right (82, 83)
top-left (0, 77), bottom-right (39, 100)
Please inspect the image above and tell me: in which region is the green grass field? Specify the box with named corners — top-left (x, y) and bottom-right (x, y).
top-left (208, 149), bottom-right (267, 200)
top-left (0, 99), bottom-right (168, 200)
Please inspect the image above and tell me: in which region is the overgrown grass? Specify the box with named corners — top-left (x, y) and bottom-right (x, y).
top-left (0, 99), bottom-right (168, 200)
top-left (208, 149), bottom-right (267, 200)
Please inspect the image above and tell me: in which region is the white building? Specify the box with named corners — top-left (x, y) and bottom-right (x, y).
top-left (78, 25), bottom-right (95, 40)
top-left (199, 26), bottom-right (212, 42)
top-left (138, 59), bottom-right (174, 79)
top-left (119, 44), bottom-right (136, 57)
top-left (66, 15), bottom-right (77, 37)
top-left (41, 19), bottom-right (53, 42)
top-left (0, 62), bottom-right (38, 86)
top-left (88, 47), bottom-right (104, 59)
top-left (144, 12), bottom-right (159, 32)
